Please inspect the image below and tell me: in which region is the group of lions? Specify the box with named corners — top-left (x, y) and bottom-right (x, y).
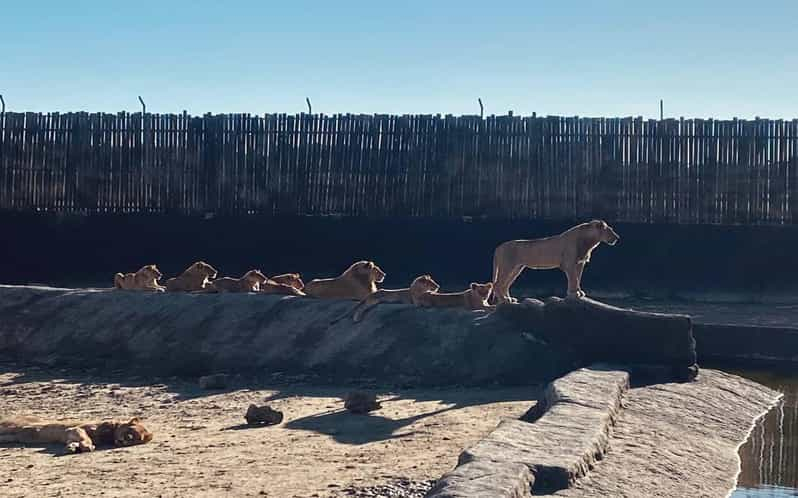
top-left (113, 218), bottom-right (619, 312)
top-left (112, 258), bottom-right (497, 322)
top-left (0, 220), bottom-right (619, 455)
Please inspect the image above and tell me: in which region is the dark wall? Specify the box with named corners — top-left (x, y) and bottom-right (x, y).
top-left (0, 211), bottom-right (794, 295)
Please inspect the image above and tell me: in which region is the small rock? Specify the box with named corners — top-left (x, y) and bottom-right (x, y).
top-left (245, 404), bottom-right (284, 426)
top-left (344, 391), bottom-right (381, 414)
top-left (198, 374), bottom-right (228, 390)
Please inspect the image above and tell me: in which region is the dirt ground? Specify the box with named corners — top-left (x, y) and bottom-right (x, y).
top-left (0, 363), bottom-right (539, 498)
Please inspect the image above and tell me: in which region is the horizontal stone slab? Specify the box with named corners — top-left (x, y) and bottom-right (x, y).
top-left (497, 297), bottom-right (698, 381)
top-left (425, 460), bottom-right (534, 498)
top-left (431, 367), bottom-right (629, 496)
top-left (548, 370), bottom-right (783, 497)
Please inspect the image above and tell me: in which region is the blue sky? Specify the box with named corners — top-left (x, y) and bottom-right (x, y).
top-left (3, 1), bottom-right (797, 118)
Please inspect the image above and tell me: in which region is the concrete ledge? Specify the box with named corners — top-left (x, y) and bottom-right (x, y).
top-left (425, 460), bottom-right (534, 498)
top-left (550, 370), bottom-right (783, 497)
top-left (0, 285), bottom-right (698, 385)
top-left (0, 285), bottom-right (565, 385)
top-left (429, 367), bottom-right (629, 496)
top-left (497, 297), bottom-right (698, 380)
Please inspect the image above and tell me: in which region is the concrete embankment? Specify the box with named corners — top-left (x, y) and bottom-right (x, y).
top-left (428, 367), bottom-right (782, 498)
top-left (0, 286), bottom-right (696, 385)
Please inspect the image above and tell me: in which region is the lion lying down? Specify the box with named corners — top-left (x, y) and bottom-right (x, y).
top-left (198, 269), bottom-right (269, 293)
top-left (410, 280), bottom-right (494, 311)
top-left (165, 261), bottom-right (218, 292)
top-left (113, 264), bottom-right (165, 292)
top-left (347, 274), bottom-right (440, 322)
top-left (304, 260), bottom-right (386, 301)
top-left (0, 416), bottom-right (153, 454)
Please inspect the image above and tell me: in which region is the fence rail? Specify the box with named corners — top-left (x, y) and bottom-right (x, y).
top-left (1, 111), bottom-right (797, 224)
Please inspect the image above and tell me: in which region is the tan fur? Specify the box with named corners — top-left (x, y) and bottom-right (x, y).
top-left (410, 281), bottom-right (494, 311)
top-left (259, 280), bottom-right (305, 296)
top-left (113, 264), bottom-right (165, 292)
top-left (269, 273), bottom-right (304, 291)
top-left (0, 416), bottom-right (153, 454)
top-left (349, 275), bottom-right (440, 322)
top-left (492, 219), bottom-right (620, 303)
top-left (165, 261), bottom-right (218, 292)
top-left (200, 270), bottom-right (268, 293)
top-left (304, 261), bottom-right (386, 301)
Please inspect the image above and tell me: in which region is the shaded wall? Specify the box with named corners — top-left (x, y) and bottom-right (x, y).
top-left (0, 212), bottom-right (794, 295)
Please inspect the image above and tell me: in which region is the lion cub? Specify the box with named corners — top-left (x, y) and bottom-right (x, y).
top-left (349, 274), bottom-right (440, 322)
top-left (201, 270), bottom-right (269, 293)
top-left (165, 261), bottom-right (218, 292)
top-left (304, 261), bottom-right (386, 301)
top-left (0, 416), bottom-right (153, 454)
top-left (113, 264), bottom-right (165, 292)
top-left (411, 281), bottom-right (494, 311)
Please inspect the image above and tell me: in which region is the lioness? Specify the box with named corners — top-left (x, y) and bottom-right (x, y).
top-left (304, 261), bottom-right (386, 301)
top-left (0, 416), bottom-right (153, 454)
top-left (492, 219), bottom-right (619, 303)
top-left (410, 281), bottom-right (494, 311)
top-left (113, 264), bottom-right (165, 292)
top-left (200, 270), bottom-right (269, 293)
top-left (165, 261), bottom-right (218, 292)
top-left (259, 278), bottom-right (306, 296)
top-left (348, 274), bottom-right (441, 322)
top-left (269, 273), bottom-right (305, 291)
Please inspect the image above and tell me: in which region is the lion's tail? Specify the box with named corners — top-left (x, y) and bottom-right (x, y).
top-left (113, 273), bottom-right (125, 289)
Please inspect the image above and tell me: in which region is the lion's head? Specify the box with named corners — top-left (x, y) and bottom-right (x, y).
top-left (113, 417), bottom-right (153, 447)
top-left (411, 274), bottom-right (440, 294)
top-left (589, 220), bottom-right (620, 246)
top-left (347, 261), bottom-right (386, 284)
top-left (139, 265), bottom-right (163, 281)
top-left (189, 261), bottom-right (218, 279)
top-left (271, 273), bottom-right (304, 290)
top-left (470, 282), bottom-right (494, 301)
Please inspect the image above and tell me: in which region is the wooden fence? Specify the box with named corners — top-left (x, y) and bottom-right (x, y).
top-left (1, 111), bottom-right (797, 224)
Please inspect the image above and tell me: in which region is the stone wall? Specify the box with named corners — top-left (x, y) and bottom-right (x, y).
top-left (0, 286), bottom-right (697, 385)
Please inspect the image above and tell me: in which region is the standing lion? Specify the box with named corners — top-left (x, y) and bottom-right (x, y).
top-left (492, 219), bottom-right (619, 303)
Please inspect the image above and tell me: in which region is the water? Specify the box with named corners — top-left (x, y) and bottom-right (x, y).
top-left (730, 369), bottom-right (798, 497)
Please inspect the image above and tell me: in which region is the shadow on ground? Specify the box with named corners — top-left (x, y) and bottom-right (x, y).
top-left (0, 360), bottom-right (540, 446)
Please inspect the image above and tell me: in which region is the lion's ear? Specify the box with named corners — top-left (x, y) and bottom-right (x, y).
top-left (128, 417), bottom-right (141, 424)
top-left (367, 261), bottom-right (375, 268)
top-left (470, 283), bottom-right (478, 290)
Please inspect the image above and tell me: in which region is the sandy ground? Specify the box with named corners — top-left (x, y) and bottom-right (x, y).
top-left (0, 363), bottom-right (539, 498)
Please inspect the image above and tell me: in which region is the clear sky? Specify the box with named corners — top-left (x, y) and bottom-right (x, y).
top-left (3, 1), bottom-right (797, 119)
